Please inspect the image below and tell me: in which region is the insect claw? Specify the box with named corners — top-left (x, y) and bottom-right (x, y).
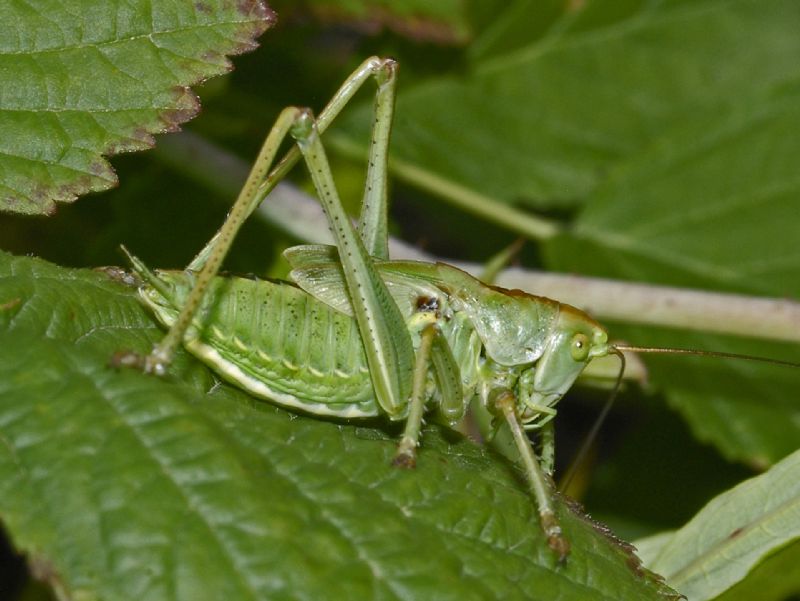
top-left (549, 534), bottom-right (570, 565)
top-left (109, 350), bottom-right (146, 370)
top-left (547, 533), bottom-right (570, 566)
top-left (540, 511), bottom-right (570, 564)
top-left (110, 349), bottom-right (170, 376)
top-left (391, 447), bottom-right (417, 469)
top-left (138, 354), bottom-right (166, 376)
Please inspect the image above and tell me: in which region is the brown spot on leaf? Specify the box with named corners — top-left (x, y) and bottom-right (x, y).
top-left (0, 297), bottom-right (21, 311)
top-left (130, 127), bottom-right (156, 147)
top-left (239, 0), bottom-right (276, 24)
top-left (227, 1), bottom-right (275, 55)
top-left (88, 162), bottom-right (105, 176)
top-left (60, 175), bottom-right (91, 198)
top-left (28, 183), bottom-right (58, 215)
top-left (201, 49), bottom-right (223, 64)
top-left (159, 88), bottom-right (201, 132)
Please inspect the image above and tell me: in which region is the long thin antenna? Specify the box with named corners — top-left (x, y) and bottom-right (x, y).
top-left (558, 344), bottom-right (800, 492)
top-left (612, 345), bottom-right (800, 369)
top-left (559, 348), bottom-right (627, 492)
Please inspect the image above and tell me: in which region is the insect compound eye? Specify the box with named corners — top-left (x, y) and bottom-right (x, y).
top-left (569, 333), bottom-right (591, 362)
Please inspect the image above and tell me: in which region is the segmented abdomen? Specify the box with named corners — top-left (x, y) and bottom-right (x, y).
top-left (143, 272), bottom-right (379, 418)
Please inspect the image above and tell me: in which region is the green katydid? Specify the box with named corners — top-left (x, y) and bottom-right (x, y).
top-left (117, 57), bottom-right (800, 562)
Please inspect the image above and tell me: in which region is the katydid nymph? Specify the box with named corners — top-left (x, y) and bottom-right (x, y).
top-left (117, 57), bottom-right (800, 563)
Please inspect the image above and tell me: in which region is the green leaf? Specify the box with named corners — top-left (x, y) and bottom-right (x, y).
top-left (466, 0), bottom-right (569, 61)
top-left (545, 86), bottom-right (800, 466)
top-left (633, 447), bottom-right (800, 600)
top-left (0, 0), bottom-right (273, 216)
top-left (713, 540), bottom-right (800, 601)
top-left (0, 250), bottom-right (680, 600)
top-left (552, 89), bottom-right (800, 297)
top-left (337, 0), bottom-right (800, 210)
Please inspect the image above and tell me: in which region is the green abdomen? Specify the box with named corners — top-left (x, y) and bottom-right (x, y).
top-left (144, 273), bottom-right (380, 418)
